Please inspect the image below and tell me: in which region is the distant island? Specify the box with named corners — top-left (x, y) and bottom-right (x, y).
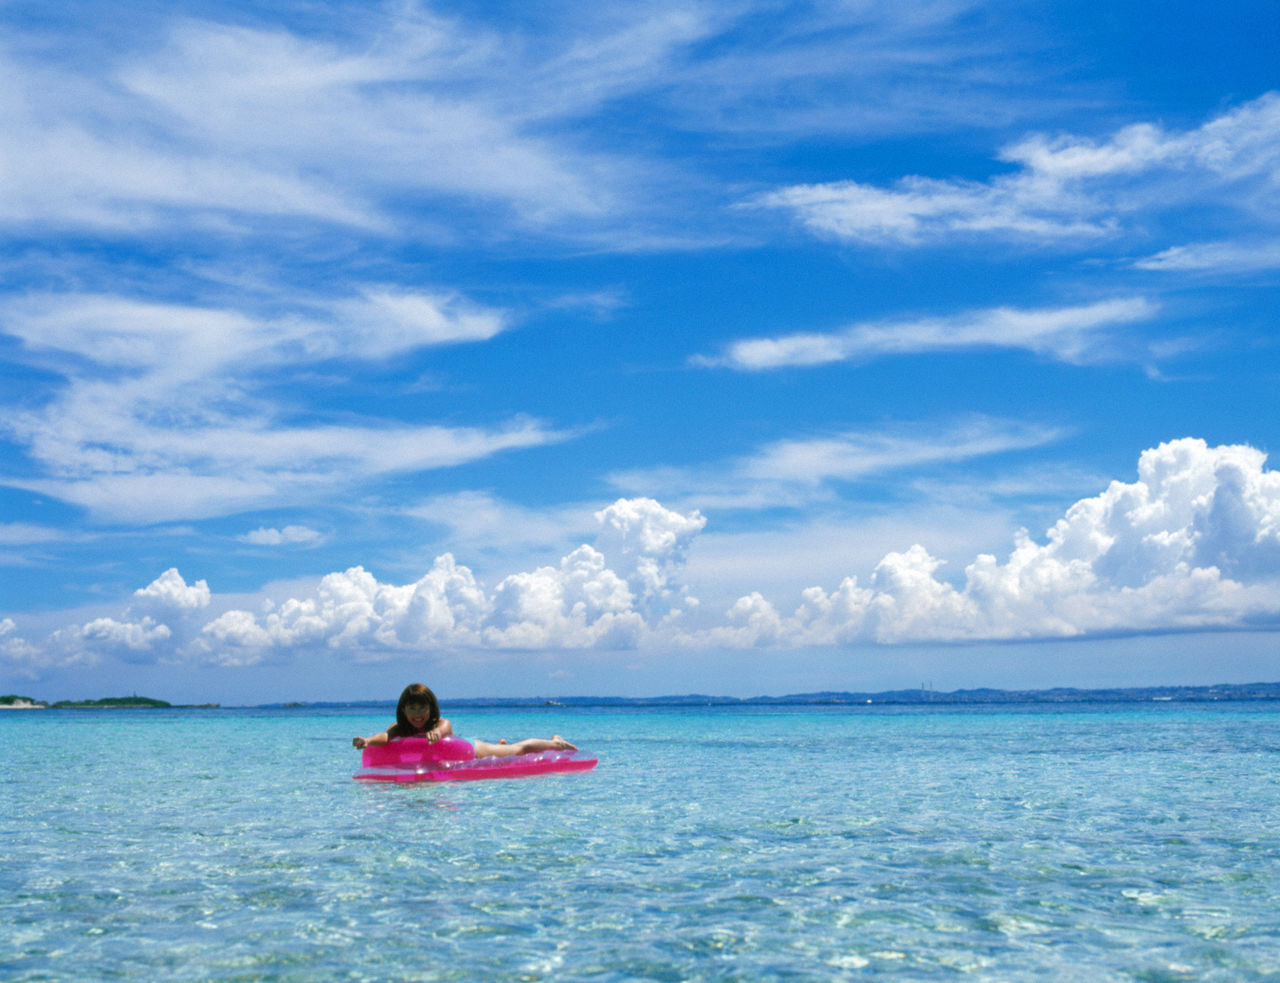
top-left (9, 682), bottom-right (1280, 711)
top-left (51, 695), bottom-right (172, 709)
top-left (1, 695), bottom-right (49, 709)
top-left (441, 681), bottom-right (1280, 706)
top-left (1, 695), bottom-right (219, 710)
top-left (270, 680), bottom-right (1280, 709)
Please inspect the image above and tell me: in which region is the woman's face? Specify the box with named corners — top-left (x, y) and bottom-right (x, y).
top-left (404, 702), bottom-right (432, 730)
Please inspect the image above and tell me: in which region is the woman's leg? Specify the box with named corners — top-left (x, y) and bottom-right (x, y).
top-left (472, 735), bottom-right (577, 758)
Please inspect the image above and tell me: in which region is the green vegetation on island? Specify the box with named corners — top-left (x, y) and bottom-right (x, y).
top-left (50, 696), bottom-right (172, 709)
top-left (2, 694), bottom-right (222, 709)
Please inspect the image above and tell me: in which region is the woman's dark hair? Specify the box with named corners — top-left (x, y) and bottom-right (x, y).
top-left (394, 683), bottom-right (441, 735)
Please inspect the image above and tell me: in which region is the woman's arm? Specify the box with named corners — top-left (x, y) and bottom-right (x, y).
top-left (352, 730), bottom-right (390, 749)
top-left (426, 718), bottom-right (453, 743)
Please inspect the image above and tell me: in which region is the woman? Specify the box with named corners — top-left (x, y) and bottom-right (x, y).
top-left (352, 683), bottom-right (576, 757)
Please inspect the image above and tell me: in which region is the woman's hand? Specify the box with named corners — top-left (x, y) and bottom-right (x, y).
top-left (352, 736), bottom-right (367, 749)
top-left (426, 718), bottom-right (453, 743)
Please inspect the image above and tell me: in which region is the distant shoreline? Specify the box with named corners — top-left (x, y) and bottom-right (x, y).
top-left (9, 681), bottom-right (1280, 711)
top-left (362, 680), bottom-right (1280, 708)
top-left (0, 696), bottom-right (217, 710)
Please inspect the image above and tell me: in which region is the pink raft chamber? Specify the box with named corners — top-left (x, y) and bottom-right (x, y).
top-left (353, 737), bottom-right (598, 783)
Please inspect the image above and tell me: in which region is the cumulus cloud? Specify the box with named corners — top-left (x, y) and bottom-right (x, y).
top-left (594, 497), bottom-right (706, 620)
top-left (8, 444), bottom-right (1280, 676)
top-left (77, 617), bottom-right (173, 656)
top-left (131, 567), bottom-right (212, 615)
top-left (697, 297), bottom-right (1158, 371)
top-left (758, 92), bottom-right (1280, 247)
top-left (188, 498), bottom-right (704, 665)
top-left (0, 617), bottom-right (64, 680)
top-left (45, 569), bottom-right (210, 665)
top-left (704, 439), bottom-right (1280, 646)
top-left (483, 546), bottom-right (645, 650)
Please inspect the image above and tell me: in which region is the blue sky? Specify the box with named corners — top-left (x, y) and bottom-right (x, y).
top-left (3, 0), bottom-right (1280, 704)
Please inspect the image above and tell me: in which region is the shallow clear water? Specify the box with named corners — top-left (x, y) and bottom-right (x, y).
top-left (4, 702), bottom-right (1280, 981)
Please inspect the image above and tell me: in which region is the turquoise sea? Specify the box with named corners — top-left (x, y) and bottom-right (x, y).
top-left (4, 701), bottom-right (1280, 981)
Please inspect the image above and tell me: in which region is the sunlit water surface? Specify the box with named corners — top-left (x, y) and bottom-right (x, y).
top-left (4, 702), bottom-right (1280, 981)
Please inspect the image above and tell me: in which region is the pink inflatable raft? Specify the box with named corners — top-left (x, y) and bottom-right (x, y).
top-left (353, 737), bottom-right (598, 783)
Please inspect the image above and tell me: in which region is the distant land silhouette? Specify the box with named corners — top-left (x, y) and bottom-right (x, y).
top-left (10, 682), bottom-right (1280, 710)
top-left (264, 681), bottom-right (1280, 709)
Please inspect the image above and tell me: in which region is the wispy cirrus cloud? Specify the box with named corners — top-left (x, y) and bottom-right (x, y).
top-left (0, 12), bottom-right (623, 238)
top-left (696, 297), bottom-right (1159, 371)
top-left (8, 415), bottom-right (565, 525)
top-left (0, 288), bottom-right (567, 523)
top-left (4, 288), bottom-right (509, 374)
top-left (757, 91), bottom-right (1280, 248)
top-left (610, 416), bottom-right (1064, 512)
top-left (0, 1), bottom-right (1073, 247)
top-left (1135, 238), bottom-right (1280, 274)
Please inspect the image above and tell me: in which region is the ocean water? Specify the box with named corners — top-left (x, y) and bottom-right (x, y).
top-left (4, 701), bottom-right (1280, 982)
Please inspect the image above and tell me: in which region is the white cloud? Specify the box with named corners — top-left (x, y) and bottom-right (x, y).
top-left (611, 417), bottom-right (1064, 511)
top-left (698, 298), bottom-right (1158, 371)
top-left (0, 10), bottom-right (621, 235)
top-left (0, 1), bottom-right (1084, 247)
top-left (702, 438), bottom-right (1280, 646)
top-left (483, 546), bottom-right (645, 650)
top-left (0, 290), bottom-right (561, 522)
top-left (7, 416), bottom-right (565, 524)
top-left (331, 289), bottom-right (508, 356)
top-left (17, 568), bottom-right (210, 669)
top-left (4, 294), bottom-right (258, 377)
top-left (759, 174), bottom-right (1112, 245)
top-left (3, 289), bottom-right (511, 375)
top-left (1135, 239), bottom-right (1280, 273)
top-left (405, 491), bottom-right (590, 556)
top-left (0, 617), bottom-right (69, 681)
top-left (0, 524), bottom-right (65, 547)
top-left (131, 567), bottom-right (212, 616)
top-left (0, 75), bottom-right (375, 233)
top-left (79, 616), bottom-right (173, 654)
top-left (758, 92), bottom-right (1280, 247)
top-left (743, 423), bottom-right (1058, 486)
top-left (240, 525), bottom-right (324, 547)
top-left (9, 442), bottom-right (1280, 674)
top-left (186, 498), bottom-right (704, 664)
top-left (593, 497), bottom-right (706, 620)
top-left (12, 499), bottom-right (705, 668)
top-left (649, 0), bottom-right (1054, 141)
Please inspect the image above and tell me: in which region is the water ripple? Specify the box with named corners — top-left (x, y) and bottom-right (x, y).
top-left (4, 704), bottom-right (1280, 980)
